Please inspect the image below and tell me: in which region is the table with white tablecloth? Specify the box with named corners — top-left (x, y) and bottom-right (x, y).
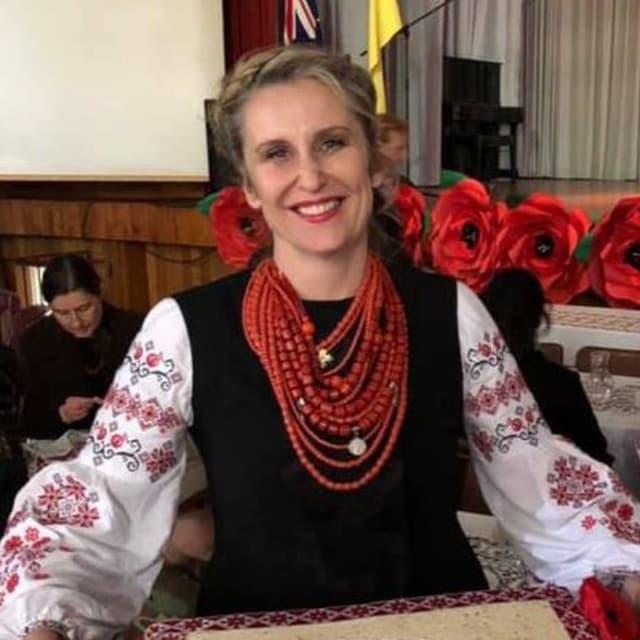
top-left (584, 375), bottom-right (640, 498)
top-left (545, 304), bottom-right (640, 368)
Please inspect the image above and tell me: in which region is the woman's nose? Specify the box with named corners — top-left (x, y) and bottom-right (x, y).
top-left (68, 311), bottom-right (82, 326)
top-left (296, 153), bottom-right (325, 191)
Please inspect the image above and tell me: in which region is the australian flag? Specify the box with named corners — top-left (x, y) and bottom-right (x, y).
top-left (283, 0), bottom-right (322, 45)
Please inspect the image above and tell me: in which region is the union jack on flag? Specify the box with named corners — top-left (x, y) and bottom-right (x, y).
top-left (283, 0), bottom-right (321, 45)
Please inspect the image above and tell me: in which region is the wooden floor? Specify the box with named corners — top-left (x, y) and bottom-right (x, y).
top-left (489, 178), bottom-right (640, 218)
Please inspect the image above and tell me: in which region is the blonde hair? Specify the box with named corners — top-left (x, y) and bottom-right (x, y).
top-left (376, 113), bottom-right (408, 145)
top-left (212, 45), bottom-right (379, 181)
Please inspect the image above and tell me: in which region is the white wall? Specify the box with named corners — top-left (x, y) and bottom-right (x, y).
top-left (0, 0), bottom-right (225, 180)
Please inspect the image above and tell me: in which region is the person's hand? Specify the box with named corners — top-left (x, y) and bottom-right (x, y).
top-left (621, 574), bottom-right (640, 618)
top-left (58, 395), bottom-right (102, 424)
top-left (23, 630), bottom-right (63, 640)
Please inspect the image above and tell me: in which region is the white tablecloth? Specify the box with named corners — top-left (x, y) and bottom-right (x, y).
top-left (585, 375), bottom-right (640, 498)
top-left (545, 304), bottom-right (640, 367)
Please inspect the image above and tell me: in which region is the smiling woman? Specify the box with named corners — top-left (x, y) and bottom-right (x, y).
top-left (4, 46), bottom-right (640, 640)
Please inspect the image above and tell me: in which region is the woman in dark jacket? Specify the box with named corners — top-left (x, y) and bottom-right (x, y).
top-left (482, 268), bottom-right (613, 465)
top-left (18, 254), bottom-right (143, 439)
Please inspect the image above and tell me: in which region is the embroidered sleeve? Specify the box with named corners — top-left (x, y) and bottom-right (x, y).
top-left (0, 298), bottom-right (193, 640)
top-left (457, 282), bottom-right (640, 591)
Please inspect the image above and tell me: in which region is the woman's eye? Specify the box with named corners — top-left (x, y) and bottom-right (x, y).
top-left (321, 137), bottom-right (346, 152)
top-left (265, 146), bottom-right (289, 161)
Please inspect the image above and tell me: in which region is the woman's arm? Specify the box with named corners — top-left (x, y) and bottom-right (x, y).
top-left (456, 282), bottom-right (640, 591)
top-left (0, 299), bottom-right (194, 639)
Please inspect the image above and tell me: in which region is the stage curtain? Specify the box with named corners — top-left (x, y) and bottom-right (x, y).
top-left (223, 0), bottom-right (279, 69)
top-left (521, 0), bottom-right (640, 180)
top-left (445, 0), bottom-right (523, 109)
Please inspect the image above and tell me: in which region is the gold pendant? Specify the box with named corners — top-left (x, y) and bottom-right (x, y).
top-left (317, 348), bottom-right (334, 369)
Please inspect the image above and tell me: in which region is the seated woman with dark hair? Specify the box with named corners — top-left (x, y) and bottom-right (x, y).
top-left (18, 254), bottom-right (143, 439)
top-left (482, 268), bottom-right (613, 465)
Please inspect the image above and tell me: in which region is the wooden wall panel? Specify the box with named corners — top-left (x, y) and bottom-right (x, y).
top-left (0, 237), bottom-right (152, 313)
top-left (144, 245), bottom-right (234, 306)
top-left (0, 200), bottom-right (213, 247)
top-left (0, 188), bottom-right (236, 315)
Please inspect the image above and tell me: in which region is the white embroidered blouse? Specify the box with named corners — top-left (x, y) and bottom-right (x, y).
top-left (1, 284), bottom-right (639, 639)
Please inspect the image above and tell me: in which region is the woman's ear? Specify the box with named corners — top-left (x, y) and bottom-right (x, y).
top-left (371, 150), bottom-right (390, 190)
top-left (242, 177), bottom-right (261, 210)
top-left (371, 169), bottom-right (385, 190)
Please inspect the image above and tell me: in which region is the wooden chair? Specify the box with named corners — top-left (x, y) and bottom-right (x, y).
top-left (539, 342), bottom-right (564, 365)
top-left (576, 347), bottom-right (640, 378)
top-left (8, 304), bottom-right (48, 349)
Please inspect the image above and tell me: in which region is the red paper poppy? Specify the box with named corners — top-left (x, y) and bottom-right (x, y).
top-left (496, 194), bottom-right (590, 303)
top-left (394, 184), bottom-right (426, 267)
top-left (588, 195), bottom-right (640, 309)
top-left (579, 577), bottom-right (639, 640)
top-left (426, 178), bottom-right (506, 292)
top-left (208, 187), bottom-right (271, 269)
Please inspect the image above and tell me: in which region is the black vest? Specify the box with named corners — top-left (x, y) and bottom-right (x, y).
top-left (175, 265), bottom-right (486, 615)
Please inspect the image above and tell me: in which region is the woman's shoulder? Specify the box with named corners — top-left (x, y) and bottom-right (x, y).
top-left (172, 269), bottom-right (252, 308)
top-left (388, 262), bottom-right (458, 298)
top-left (18, 313), bottom-right (59, 352)
top-left (102, 303), bottom-right (144, 337)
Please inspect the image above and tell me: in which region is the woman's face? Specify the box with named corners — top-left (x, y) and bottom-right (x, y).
top-left (379, 129), bottom-right (407, 173)
top-left (50, 289), bottom-right (103, 338)
top-left (240, 78), bottom-right (382, 269)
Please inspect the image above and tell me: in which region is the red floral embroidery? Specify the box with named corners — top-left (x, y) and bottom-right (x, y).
top-left (5, 505), bottom-right (28, 532)
top-left (464, 371), bottom-right (525, 417)
top-left (0, 526), bottom-right (57, 607)
top-left (598, 499), bottom-right (640, 544)
top-left (89, 422), bottom-right (142, 473)
top-left (547, 456), bottom-right (607, 508)
top-left (35, 474), bottom-right (100, 528)
top-left (140, 441), bottom-right (178, 482)
top-left (89, 421), bottom-right (177, 482)
top-left (464, 332), bottom-right (506, 381)
top-left (581, 515), bottom-right (597, 530)
top-left (471, 430), bottom-right (497, 462)
top-left (124, 340), bottom-right (183, 391)
top-left (103, 384), bottom-right (183, 434)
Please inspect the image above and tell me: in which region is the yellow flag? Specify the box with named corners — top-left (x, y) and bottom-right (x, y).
top-left (368, 0), bottom-right (403, 113)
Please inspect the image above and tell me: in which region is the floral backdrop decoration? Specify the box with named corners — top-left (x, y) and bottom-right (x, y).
top-left (587, 195), bottom-right (640, 309)
top-left (425, 178), bottom-right (506, 293)
top-left (199, 180), bottom-right (640, 310)
top-left (204, 187), bottom-right (271, 269)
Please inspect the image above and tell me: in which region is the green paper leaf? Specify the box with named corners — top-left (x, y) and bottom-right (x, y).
top-left (505, 191), bottom-right (529, 208)
top-left (196, 192), bottom-right (220, 216)
top-left (574, 232), bottom-right (593, 263)
top-left (439, 169), bottom-right (467, 189)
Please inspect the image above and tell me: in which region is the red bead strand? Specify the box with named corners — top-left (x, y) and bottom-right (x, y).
top-left (242, 255), bottom-right (408, 491)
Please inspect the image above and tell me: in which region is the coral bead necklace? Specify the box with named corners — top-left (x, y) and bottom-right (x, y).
top-left (242, 254), bottom-right (408, 491)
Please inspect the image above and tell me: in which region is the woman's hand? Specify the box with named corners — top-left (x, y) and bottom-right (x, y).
top-left (58, 395), bottom-right (101, 424)
top-left (622, 574), bottom-right (640, 618)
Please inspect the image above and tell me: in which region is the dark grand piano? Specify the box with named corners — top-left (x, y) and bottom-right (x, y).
top-left (442, 57), bottom-right (524, 180)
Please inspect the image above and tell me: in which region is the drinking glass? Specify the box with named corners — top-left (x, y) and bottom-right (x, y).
top-left (586, 350), bottom-right (614, 411)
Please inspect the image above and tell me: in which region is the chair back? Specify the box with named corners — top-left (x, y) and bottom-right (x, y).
top-left (8, 305), bottom-right (48, 349)
top-left (539, 342), bottom-right (564, 365)
top-left (576, 347), bottom-right (640, 378)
